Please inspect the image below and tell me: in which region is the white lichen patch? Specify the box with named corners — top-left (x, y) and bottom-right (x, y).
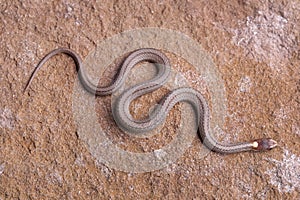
top-left (0, 108), bottom-right (15, 130)
top-left (17, 36), bottom-right (39, 70)
top-left (273, 106), bottom-right (292, 128)
top-left (273, 107), bottom-right (289, 120)
top-left (132, 103), bottom-right (143, 115)
top-left (96, 161), bottom-right (112, 179)
top-left (154, 149), bottom-right (167, 161)
top-left (173, 59), bottom-right (208, 92)
top-left (47, 170), bottom-right (63, 185)
top-left (201, 157), bottom-right (226, 187)
top-left (238, 76), bottom-right (252, 93)
top-left (236, 179), bottom-right (253, 199)
top-left (75, 153), bottom-right (86, 167)
top-left (232, 7), bottom-right (298, 76)
top-left (64, 4), bottom-right (74, 18)
top-left (0, 163), bottom-right (5, 175)
top-left (174, 72), bottom-right (187, 87)
top-left (164, 163), bottom-right (178, 174)
top-left (292, 124), bottom-right (300, 137)
top-left (265, 149), bottom-right (300, 193)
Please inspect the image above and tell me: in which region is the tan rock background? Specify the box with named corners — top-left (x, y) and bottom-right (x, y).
top-left (0, 0), bottom-right (299, 199)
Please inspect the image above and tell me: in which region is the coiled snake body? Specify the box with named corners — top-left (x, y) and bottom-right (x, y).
top-left (24, 48), bottom-right (277, 154)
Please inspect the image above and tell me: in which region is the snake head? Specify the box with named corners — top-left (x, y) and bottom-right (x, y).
top-left (252, 138), bottom-right (277, 151)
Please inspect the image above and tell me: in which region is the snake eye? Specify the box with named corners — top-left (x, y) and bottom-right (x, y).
top-left (252, 138), bottom-right (277, 151)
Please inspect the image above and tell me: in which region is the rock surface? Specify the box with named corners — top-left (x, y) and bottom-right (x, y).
top-left (0, 0), bottom-right (299, 199)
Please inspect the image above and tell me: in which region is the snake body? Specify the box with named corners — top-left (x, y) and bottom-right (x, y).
top-left (24, 48), bottom-right (277, 154)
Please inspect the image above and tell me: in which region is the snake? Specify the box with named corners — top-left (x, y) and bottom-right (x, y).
top-left (24, 47), bottom-right (277, 154)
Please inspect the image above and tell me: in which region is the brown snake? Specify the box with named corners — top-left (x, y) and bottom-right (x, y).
top-left (24, 48), bottom-right (277, 154)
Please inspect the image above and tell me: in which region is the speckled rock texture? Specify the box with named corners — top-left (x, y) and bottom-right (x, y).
top-left (0, 0), bottom-right (299, 199)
